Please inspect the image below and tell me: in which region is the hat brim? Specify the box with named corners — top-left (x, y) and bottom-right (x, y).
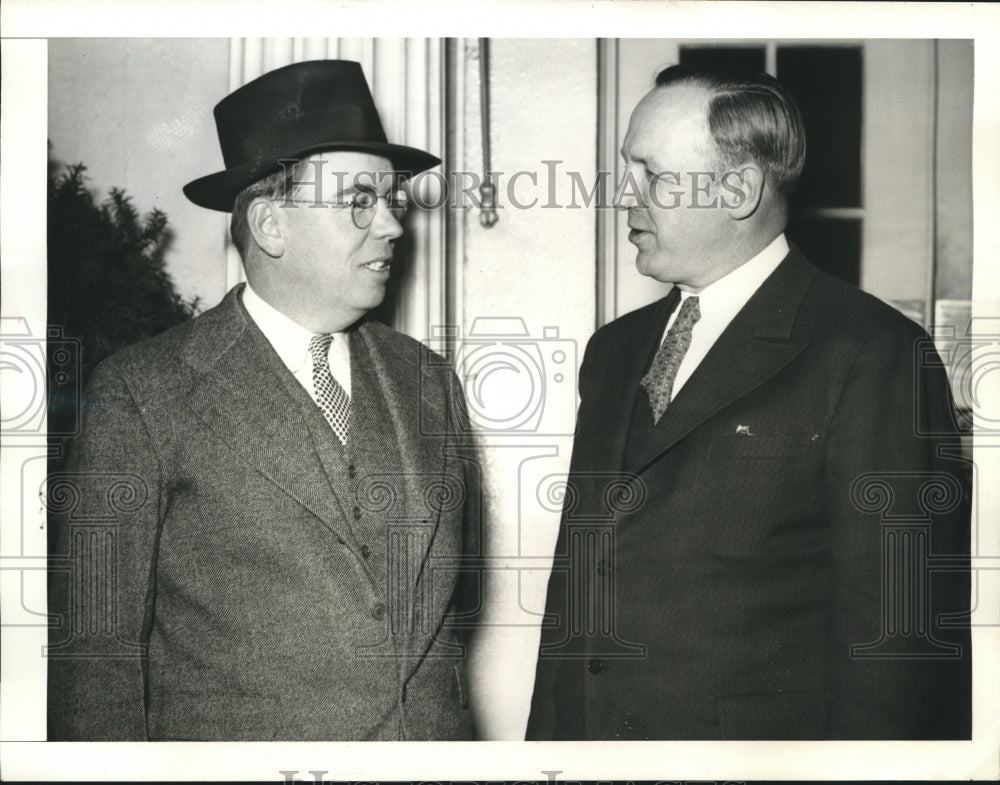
top-left (183, 141), bottom-right (441, 212)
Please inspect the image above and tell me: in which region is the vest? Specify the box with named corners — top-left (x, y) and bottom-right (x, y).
top-left (310, 331), bottom-right (406, 599)
top-left (272, 327), bottom-right (411, 649)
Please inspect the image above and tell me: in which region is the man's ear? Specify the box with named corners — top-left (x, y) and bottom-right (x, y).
top-left (247, 197), bottom-right (284, 258)
top-left (720, 163), bottom-right (765, 220)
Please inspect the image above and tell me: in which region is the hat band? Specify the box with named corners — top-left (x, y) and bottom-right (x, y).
top-left (224, 105), bottom-right (389, 168)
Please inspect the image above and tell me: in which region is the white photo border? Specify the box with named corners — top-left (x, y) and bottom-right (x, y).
top-left (2, 1), bottom-right (998, 781)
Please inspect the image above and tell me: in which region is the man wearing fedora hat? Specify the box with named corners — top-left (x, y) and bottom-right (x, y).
top-left (48, 60), bottom-right (481, 741)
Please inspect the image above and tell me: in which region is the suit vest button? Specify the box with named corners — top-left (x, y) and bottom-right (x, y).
top-left (361, 544), bottom-right (371, 559)
top-left (353, 506), bottom-right (362, 520)
top-left (348, 464), bottom-right (357, 479)
top-left (372, 602), bottom-right (387, 620)
top-left (587, 658), bottom-right (603, 675)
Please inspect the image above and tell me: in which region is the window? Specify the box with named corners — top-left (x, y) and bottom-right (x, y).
top-left (679, 43), bottom-right (864, 286)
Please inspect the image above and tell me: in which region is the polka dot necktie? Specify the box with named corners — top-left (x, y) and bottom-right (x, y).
top-left (308, 334), bottom-right (350, 445)
top-left (639, 295), bottom-right (701, 424)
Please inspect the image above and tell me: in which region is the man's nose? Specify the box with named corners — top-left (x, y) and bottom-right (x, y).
top-left (371, 200), bottom-right (404, 240)
top-left (613, 173), bottom-right (640, 210)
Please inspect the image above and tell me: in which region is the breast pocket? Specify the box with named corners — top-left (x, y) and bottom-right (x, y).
top-left (704, 431), bottom-right (821, 460)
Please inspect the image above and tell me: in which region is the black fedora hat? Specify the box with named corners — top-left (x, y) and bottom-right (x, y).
top-left (183, 60), bottom-right (441, 212)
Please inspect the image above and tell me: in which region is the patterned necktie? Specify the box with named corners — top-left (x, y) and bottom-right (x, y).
top-left (308, 333), bottom-right (350, 445)
top-left (639, 295), bottom-right (701, 424)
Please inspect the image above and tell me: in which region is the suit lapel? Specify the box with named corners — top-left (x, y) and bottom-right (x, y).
top-left (358, 322), bottom-right (446, 519)
top-left (181, 286), bottom-right (353, 541)
top-left (357, 323), bottom-right (448, 655)
top-left (630, 249), bottom-right (817, 475)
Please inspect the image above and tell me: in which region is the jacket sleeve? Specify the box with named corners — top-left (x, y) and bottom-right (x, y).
top-left (48, 359), bottom-right (163, 740)
top-left (823, 321), bottom-right (971, 739)
top-left (450, 365), bottom-right (484, 633)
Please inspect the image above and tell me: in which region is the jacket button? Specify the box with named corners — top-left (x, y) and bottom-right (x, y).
top-left (596, 560), bottom-right (611, 577)
top-left (361, 544), bottom-right (371, 559)
top-left (587, 658), bottom-right (603, 675)
top-left (348, 464), bottom-right (357, 479)
top-left (372, 602), bottom-right (387, 620)
top-left (353, 506), bottom-right (362, 520)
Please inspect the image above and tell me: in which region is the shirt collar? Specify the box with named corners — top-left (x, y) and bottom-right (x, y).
top-left (678, 233), bottom-right (789, 310)
top-left (241, 282), bottom-right (315, 374)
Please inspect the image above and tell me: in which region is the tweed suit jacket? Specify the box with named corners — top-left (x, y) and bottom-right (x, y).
top-left (527, 248), bottom-right (971, 740)
top-left (48, 285), bottom-right (481, 741)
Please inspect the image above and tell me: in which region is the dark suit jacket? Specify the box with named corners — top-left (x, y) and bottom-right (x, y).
top-left (527, 248), bottom-right (971, 740)
top-left (48, 285), bottom-right (481, 741)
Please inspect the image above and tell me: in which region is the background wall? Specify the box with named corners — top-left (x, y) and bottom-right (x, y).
top-left (936, 39), bottom-right (974, 301)
top-left (457, 38), bottom-right (597, 739)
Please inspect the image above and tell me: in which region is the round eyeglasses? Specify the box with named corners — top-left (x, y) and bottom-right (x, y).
top-left (280, 187), bottom-right (409, 230)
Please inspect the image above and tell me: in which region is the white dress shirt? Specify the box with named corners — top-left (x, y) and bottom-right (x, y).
top-left (241, 283), bottom-right (352, 400)
top-left (661, 233), bottom-right (789, 398)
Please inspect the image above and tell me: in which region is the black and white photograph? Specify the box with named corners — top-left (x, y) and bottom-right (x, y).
top-left (1, 0), bottom-right (998, 781)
